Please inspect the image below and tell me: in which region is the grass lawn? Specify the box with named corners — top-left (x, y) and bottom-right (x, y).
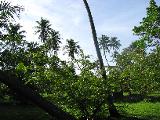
top-left (0, 104), bottom-right (52, 120)
top-left (0, 102), bottom-right (160, 120)
top-left (117, 102), bottom-right (160, 120)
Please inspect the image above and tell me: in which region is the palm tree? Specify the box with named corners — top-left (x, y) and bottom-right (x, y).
top-left (35, 18), bottom-right (61, 55)
top-left (82, 0), bottom-right (104, 73)
top-left (0, 1), bottom-right (76, 119)
top-left (64, 39), bottom-right (80, 60)
top-left (0, 1), bottom-right (23, 28)
top-left (6, 23), bottom-right (25, 42)
top-left (64, 39), bottom-right (80, 74)
top-left (2, 23), bottom-right (25, 51)
top-left (35, 17), bottom-right (52, 43)
top-left (82, 0), bottom-right (120, 117)
top-left (98, 35), bottom-right (121, 64)
top-left (47, 29), bottom-right (61, 55)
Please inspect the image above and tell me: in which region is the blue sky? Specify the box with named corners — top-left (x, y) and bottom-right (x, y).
top-left (6, 0), bottom-right (160, 60)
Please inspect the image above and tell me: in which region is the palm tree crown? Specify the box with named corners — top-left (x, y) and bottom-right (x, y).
top-left (35, 17), bottom-right (52, 43)
top-left (47, 30), bottom-right (61, 54)
top-left (64, 39), bottom-right (80, 60)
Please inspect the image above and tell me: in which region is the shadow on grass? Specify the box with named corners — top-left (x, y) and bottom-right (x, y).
top-left (0, 104), bottom-right (52, 120)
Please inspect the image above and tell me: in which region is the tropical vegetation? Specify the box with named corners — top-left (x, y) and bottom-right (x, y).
top-left (0, 0), bottom-right (160, 120)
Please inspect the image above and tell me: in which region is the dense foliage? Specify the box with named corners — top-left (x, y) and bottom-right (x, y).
top-left (0, 0), bottom-right (160, 119)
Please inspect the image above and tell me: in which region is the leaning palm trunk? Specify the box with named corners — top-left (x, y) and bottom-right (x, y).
top-left (0, 70), bottom-right (76, 120)
top-left (82, 0), bottom-right (120, 118)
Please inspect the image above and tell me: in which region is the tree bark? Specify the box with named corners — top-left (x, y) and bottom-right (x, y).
top-left (0, 70), bottom-right (76, 120)
top-left (82, 0), bottom-right (106, 79)
top-left (82, 0), bottom-right (120, 117)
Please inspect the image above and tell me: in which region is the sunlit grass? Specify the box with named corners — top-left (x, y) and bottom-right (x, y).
top-left (0, 102), bottom-right (160, 120)
top-left (117, 102), bottom-right (160, 120)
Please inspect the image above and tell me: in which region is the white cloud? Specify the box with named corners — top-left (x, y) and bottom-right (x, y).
top-left (5, 0), bottom-right (151, 59)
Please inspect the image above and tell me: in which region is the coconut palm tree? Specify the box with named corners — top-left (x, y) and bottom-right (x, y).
top-left (35, 17), bottom-right (52, 43)
top-left (6, 23), bottom-right (25, 43)
top-left (0, 1), bottom-right (23, 28)
top-left (1, 23), bottom-right (26, 52)
top-left (0, 2), bottom-right (76, 119)
top-left (98, 35), bottom-right (121, 64)
top-left (64, 39), bottom-right (80, 74)
top-left (47, 29), bottom-right (61, 55)
top-left (64, 39), bottom-right (80, 60)
top-left (82, 0), bottom-right (120, 117)
top-left (35, 18), bottom-right (62, 55)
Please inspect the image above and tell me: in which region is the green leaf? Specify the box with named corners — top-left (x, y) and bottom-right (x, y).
top-left (16, 62), bottom-right (27, 73)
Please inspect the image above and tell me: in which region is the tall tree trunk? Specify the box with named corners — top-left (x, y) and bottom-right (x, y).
top-left (82, 0), bottom-right (106, 79)
top-left (0, 70), bottom-right (76, 120)
top-left (82, 0), bottom-right (120, 117)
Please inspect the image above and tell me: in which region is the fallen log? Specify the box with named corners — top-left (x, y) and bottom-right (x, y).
top-left (0, 70), bottom-right (76, 120)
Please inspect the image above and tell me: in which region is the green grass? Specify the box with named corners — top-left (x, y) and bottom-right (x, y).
top-left (0, 104), bottom-right (52, 120)
top-left (0, 102), bottom-right (160, 120)
top-left (148, 93), bottom-right (160, 97)
top-left (117, 102), bottom-right (160, 120)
